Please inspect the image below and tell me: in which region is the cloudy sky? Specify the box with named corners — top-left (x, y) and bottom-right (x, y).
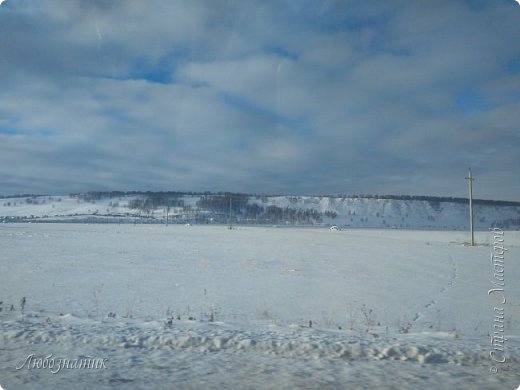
top-left (0, 0), bottom-right (519, 200)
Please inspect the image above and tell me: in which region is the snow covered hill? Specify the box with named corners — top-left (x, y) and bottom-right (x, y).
top-left (1, 192), bottom-right (519, 230)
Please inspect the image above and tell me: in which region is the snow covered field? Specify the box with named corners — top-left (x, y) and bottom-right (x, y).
top-left (1, 223), bottom-right (519, 389)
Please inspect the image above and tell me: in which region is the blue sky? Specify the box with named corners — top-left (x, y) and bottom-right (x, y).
top-left (0, 0), bottom-right (519, 200)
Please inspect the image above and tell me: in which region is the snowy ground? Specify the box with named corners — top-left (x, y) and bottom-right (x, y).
top-left (0, 224), bottom-right (519, 389)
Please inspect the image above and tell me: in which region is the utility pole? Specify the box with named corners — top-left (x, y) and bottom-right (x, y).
top-left (166, 200), bottom-right (169, 227)
top-left (465, 168), bottom-right (475, 246)
top-left (228, 195), bottom-right (233, 230)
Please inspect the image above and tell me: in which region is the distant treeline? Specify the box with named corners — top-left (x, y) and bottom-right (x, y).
top-left (194, 194), bottom-right (323, 224)
top-left (0, 193), bottom-right (47, 199)
top-left (2, 191), bottom-right (519, 207)
top-left (345, 194), bottom-right (520, 207)
top-left (70, 191), bottom-right (520, 207)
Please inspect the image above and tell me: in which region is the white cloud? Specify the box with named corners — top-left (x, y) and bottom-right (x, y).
top-left (0, 0), bottom-right (519, 199)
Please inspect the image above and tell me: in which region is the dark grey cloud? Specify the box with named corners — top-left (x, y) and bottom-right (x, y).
top-left (0, 0), bottom-right (519, 200)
